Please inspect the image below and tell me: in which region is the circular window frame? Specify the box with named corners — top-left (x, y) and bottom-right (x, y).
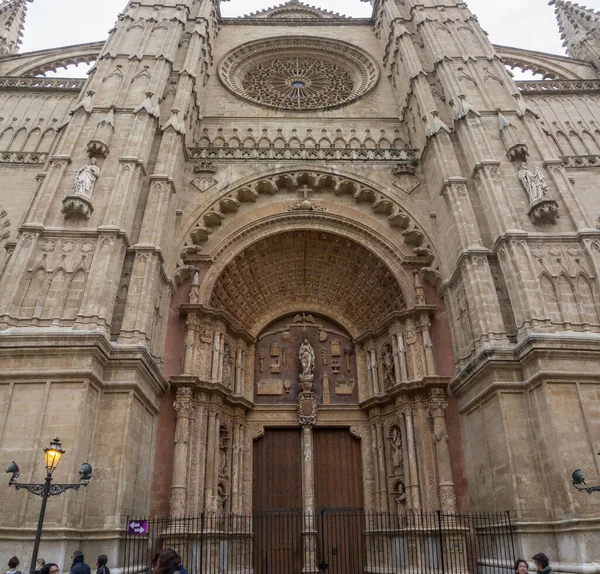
top-left (218, 36), bottom-right (380, 111)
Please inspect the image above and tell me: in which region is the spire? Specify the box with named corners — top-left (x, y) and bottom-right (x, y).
top-left (0, 0), bottom-right (31, 57)
top-left (549, 0), bottom-right (600, 62)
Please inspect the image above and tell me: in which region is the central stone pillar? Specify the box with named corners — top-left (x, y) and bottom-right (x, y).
top-left (301, 425), bottom-right (318, 574)
top-left (296, 337), bottom-right (318, 574)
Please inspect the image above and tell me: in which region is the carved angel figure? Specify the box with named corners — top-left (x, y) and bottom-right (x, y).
top-left (299, 338), bottom-right (315, 377)
top-left (75, 158), bottom-right (100, 198)
top-left (518, 162), bottom-right (548, 204)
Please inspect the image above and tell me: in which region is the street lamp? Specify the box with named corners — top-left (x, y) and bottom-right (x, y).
top-left (571, 468), bottom-right (600, 494)
top-left (5, 438), bottom-right (93, 574)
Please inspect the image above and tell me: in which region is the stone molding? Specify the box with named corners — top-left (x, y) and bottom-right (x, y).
top-left (188, 146), bottom-right (416, 162)
top-left (0, 151), bottom-right (48, 164)
top-left (516, 79), bottom-right (600, 93)
top-left (0, 76), bottom-right (85, 91)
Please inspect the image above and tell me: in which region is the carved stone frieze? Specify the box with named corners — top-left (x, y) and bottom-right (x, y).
top-left (188, 146), bottom-right (415, 163)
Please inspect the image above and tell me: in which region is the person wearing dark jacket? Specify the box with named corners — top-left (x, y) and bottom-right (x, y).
top-left (533, 553), bottom-right (554, 574)
top-left (95, 556), bottom-right (109, 574)
top-left (69, 552), bottom-right (91, 574)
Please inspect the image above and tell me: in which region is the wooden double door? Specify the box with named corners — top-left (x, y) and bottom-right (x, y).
top-left (253, 428), bottom-right (364, 574)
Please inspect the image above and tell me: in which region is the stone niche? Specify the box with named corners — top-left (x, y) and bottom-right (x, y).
top-left (254, 313), bottom-right (357, 405)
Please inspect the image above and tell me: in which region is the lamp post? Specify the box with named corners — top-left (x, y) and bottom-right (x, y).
top-left (571, 468), bottom-right (600, 494)
top-left (5, 438), bottom-right (93, 574)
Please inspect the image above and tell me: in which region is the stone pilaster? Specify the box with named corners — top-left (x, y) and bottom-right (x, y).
top-left (429, 390), bottom-right (457, 513)
top-left (170, 386), bottom-right (194, 517)
top-left (400, 401), bottom-right (421, 511)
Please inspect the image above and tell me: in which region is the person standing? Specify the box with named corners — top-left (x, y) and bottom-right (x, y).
top-left (95, 556), bottom-right (109, 574)
top-left (533, 553), bottom-right (554, 574)
top-left (515, 558), bottom-right (528, 574)
top-left (69, 552), bottom-right (90, 574)
top-left (35, 559), bottom-right (46, 574)
top-left (5, 557), bottom-right (22, 574)
top-left (39, 563), bottom-right (59, 574)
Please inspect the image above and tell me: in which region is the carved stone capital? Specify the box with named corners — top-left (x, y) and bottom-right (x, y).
top-left (173, 386), bottom-right (194, 415)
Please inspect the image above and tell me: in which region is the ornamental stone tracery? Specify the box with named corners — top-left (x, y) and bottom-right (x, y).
top-left (218, 37), bottom-right (379, 111)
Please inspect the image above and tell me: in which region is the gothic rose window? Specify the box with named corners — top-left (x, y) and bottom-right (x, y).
top-left (218, 37), bottom-right (379, 111)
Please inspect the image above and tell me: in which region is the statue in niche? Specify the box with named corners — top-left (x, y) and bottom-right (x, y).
top-left (75, 158), bottom-right (100, 198)
top-left (382, 344), bottom-right (396, 388)
top-left (299, 338), bottom-right (315, 377)
top-left (222, 344), bottom-right (233, 387)
top-left (518, 162), bottom-right (548, 203)
top-left (389, 425), bottom-right (403, 474)
top-left (392, 480), bottom-right (407, 516)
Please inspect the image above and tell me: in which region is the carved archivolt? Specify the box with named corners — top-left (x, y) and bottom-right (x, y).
top-left (218, 37), bottom-right (379, 111)
top-left (178, 169), bottom-right (440, 287)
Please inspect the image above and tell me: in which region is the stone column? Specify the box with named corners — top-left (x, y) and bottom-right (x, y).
top-left (366, 349), bottom-right (375, 396)
top-left (204, 405), bottom-right (218, 511)
top-left (370, 422), bottom-right (382, 510)
top-left (395, 332), bottom-right (409, 382)
top-left (210, 331), bottom-right (220, 380)
top-left (235, 349), bottom-right (243, 395)
top-left (391, 336), bottom-right (402, 386)
top-left (301, 425), bottom-right (318, 574)
top-left (429, 392), bottom-right (457, 513)
top-left (370, 349), bottom-right (380, 394)
top-left (401, 404), bottom-right (421, 511)
top-left (375, 419), bottom-right (389, 512)
top-left (212, 410), bottom-right (221, 511)
top-left (217, 335), bottom-right (225, 382)
top-left (183, 315), bottom-right (198, 375)
top-left (170, 386), bottom-right (194, 517)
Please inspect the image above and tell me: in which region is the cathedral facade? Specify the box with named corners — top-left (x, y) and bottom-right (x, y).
top-left (0, 0), bottom-right (600, 570)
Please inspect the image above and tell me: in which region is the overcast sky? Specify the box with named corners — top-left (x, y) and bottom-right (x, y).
top-left (19, 0), bottom-right (600, 69)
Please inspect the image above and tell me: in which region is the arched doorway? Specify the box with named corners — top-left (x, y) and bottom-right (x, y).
top-left (162, 212), bottom-right (459, 573)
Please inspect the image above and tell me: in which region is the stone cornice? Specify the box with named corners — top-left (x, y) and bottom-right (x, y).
top-left (450, 332), bottom-right (600, 411)
top-left (354, 305), bottom-right (437, 343)
top-left (359, 376), bottom-right (451, 410)
top-left (221, 17), bottom-right (372, 26)
top-left (0, 331), bottom-right (168, 411)
top-left (170, 374), bottom-right (254, 411)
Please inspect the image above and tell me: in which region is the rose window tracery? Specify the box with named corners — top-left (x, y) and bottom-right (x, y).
top-left (219, 37), bottom-right (379, 111)
top-left (242, 58), bottom-right (355, 109)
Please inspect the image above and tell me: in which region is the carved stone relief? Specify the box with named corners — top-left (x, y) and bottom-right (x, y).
top-left (254, 313), bottom-right (356, 405)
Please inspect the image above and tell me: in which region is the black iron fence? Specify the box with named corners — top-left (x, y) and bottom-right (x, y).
top-left (123, 510), bottom-right (515, 574)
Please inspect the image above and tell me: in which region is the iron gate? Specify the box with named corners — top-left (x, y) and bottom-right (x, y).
top-left (123, 510), bottom-right (516, 574)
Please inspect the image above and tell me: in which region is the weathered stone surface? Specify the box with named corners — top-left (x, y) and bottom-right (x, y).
top-left (1, 0), bottom-right (600, 571)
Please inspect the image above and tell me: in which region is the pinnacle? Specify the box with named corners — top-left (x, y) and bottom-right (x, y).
top-left (549, 0), bottom-right (600, 57)
top-left (0, 0), bottom-right (32, 57)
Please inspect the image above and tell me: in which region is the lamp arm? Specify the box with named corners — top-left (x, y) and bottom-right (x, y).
top-left (11, 482), bottom-right (90, 497)
top-left (573, 482), bottom-right (600, 494)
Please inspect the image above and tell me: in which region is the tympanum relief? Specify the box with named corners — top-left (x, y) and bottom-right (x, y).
top-left (254, 313), bottom-right (357, 405)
